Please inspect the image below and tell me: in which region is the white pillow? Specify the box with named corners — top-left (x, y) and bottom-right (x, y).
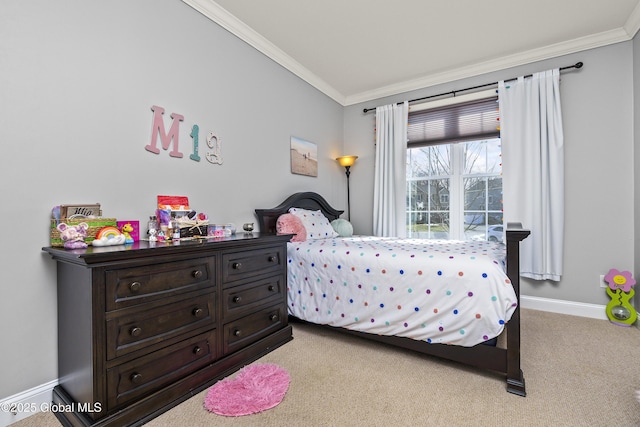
top-left (288, 207), bottom-right (338, 239)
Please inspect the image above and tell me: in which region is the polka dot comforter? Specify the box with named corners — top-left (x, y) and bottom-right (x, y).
top-left (287, 236), bottom-right (517, 347)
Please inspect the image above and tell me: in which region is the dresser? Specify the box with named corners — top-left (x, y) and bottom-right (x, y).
top-left (42, 233), bottom-right (293, 426)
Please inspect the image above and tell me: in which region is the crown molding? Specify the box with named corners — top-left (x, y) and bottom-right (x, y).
top-left (624, 0), bottom-right (640, 38)
top-left (184, 0), bottom-right (636, 108)
top-left (346, 27), bottom-right (632, 106)
top-left (181, 0), bottom-right (346, 105)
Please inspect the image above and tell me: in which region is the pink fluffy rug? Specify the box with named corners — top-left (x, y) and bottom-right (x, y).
top-left (203, 363), bottom-right (290, 417)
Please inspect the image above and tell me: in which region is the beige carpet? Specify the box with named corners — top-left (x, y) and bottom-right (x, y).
top-left (11, 309), bottom-right (640, 427)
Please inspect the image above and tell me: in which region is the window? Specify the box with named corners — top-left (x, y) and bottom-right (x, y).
top-left (406, 94), bottom-right (502, 241)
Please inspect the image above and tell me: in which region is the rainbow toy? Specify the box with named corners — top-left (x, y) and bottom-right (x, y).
top-left (92, 226), bottom-right (126, 247)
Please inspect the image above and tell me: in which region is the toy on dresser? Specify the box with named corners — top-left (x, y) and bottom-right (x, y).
top-left (56, 222), bottom-right (89, 249)
top-left (121, 222), bottom-right (134, 244)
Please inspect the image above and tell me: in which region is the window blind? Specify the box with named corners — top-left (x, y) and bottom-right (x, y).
top-left (407, 96), bottom-right (499, 147)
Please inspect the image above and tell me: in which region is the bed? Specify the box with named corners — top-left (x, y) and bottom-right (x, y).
top-left (255, 192), bottom-right (530, 396)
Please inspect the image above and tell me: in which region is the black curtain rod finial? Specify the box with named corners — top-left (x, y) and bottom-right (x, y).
top-left (560, 62), bottom-right (583, 71)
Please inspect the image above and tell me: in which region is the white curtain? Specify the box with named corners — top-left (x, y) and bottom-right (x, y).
top-left (499, 69), bottom-right (564, 281)
top-left (374, 101), bottom-right (408, 237)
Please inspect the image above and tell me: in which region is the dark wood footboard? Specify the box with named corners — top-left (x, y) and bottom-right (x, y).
top-left (504, 222), bottom-right (530, 396)
top-left (256, 192), bottom-right (530, 396)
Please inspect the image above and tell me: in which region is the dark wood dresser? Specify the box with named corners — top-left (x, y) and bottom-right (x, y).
top-left (42, 233), bottom-right (293, 426)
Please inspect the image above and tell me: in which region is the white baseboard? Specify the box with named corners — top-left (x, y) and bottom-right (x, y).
top-left (521, 295), bottom-right (608, 320)
top-left (0, 379), bottom-right (57, 427)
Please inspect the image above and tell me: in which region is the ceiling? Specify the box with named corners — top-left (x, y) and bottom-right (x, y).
top-left (182, 0), bottom-right (640, 106)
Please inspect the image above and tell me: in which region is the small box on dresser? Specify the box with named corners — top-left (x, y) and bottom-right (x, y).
top-left (43, 233), bottom-right (293, 427)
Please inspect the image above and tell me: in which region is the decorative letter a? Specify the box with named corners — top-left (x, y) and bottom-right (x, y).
top-left (146, 105), bottom-right (184, 158)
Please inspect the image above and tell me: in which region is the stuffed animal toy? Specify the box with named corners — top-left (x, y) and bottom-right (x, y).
top-left (57, 222), bottom-right (89, 249)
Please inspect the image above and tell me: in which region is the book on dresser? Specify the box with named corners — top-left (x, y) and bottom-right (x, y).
top-left (42, 233), bottom-right (293, 427)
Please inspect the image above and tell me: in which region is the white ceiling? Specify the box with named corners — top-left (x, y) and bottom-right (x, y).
top-left (183, 0), bottom-right (640, 106)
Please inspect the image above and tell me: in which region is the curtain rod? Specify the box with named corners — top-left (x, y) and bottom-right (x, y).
top-left (362, 61), bottom-right (583, 113)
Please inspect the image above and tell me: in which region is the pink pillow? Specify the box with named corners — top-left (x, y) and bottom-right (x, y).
top-left (288, 207), bottom-right (338, 239)
top-left (276, 214), bottom-right (307, 242)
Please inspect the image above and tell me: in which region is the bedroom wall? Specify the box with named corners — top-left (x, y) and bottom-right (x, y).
top-left (3, 0), bottom-right (636, 411)
top-left (344, 41), bottom-right (635, 311)
top-left (0, 0), bottom-right (345, 400)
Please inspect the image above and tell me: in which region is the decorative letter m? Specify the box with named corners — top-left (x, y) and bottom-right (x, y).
top-left (146, 105), bottom-right (184, 158)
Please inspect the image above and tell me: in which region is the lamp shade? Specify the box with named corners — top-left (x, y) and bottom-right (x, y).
top-left (336, 155), bottom-right (358, 167)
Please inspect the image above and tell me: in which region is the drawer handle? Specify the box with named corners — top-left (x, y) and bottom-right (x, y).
top-left (269, 313), bottom-right (279, 322)
top-left (232, 296), bottom-right (242, 304)
top-left (129, 282), bottom-right (141, 293)
top-left (192, 270), bottom-right (203, 279)
top-left (233, 329), bottom-right (242, 337)
top-left (193, 346), bottom-right (202, 356)
top-left (267, 285), bottom-right (275, 292)
top-left (192, 308), bottom-right (204, 318)
top-left (268, 255), bottom-right (277, 263)
top-left (130, 373), bottom-right (143, 384)
top-left (232, 262), bottom-right (242, 270)
top-left (130, 327), bottom-right (142, 337)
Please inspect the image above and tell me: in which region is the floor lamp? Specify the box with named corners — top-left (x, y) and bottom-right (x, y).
top-left (336, 155), bottom-right (358, 221)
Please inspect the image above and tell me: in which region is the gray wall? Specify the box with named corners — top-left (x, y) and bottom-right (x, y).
top-left (344, 42), bottom-right (635, 307)
top-left (2, 0), bottom-right (637, 403)
top-left (1, 0), bottom-right (344, 399)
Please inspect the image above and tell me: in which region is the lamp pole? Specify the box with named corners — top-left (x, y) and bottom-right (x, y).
top-left (344, 165), bottom-right (352, 221)
top-left (336, 155), bottom-right (358, 221)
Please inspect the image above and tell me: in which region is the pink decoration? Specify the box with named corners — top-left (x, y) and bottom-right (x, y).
top-left (146, 105), bottom-right (184, 158)
top-left (276, 213), bottom-right (306, 242)
top-left (604, 268), bottom-right (636, 292)
top-left (204, 364), bottom-right (290, 417)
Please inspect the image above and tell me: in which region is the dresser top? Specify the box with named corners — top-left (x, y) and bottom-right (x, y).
top-left (43, 233), bottom-right (292, 265)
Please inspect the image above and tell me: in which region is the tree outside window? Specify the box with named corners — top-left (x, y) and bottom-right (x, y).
top-left (406, 138), bottom-right (502, 241)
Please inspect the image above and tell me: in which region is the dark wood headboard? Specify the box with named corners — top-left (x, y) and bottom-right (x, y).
top-left (255, 192), bottom-right (344, 234)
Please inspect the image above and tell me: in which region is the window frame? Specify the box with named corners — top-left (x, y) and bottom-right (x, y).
top-left (406, 91), bottom-right (502, 241)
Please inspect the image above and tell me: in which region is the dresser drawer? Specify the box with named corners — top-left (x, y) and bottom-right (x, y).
top-left (106, 329), bottom-right (217, 411)
top-left (106, 292), bottom-right (216, 360)
top-left (105, 257), bottom-right (214, 311)
top-left (222, 246), bottom-right (283, 285)
top-left (222, 275), bottom-right (284, 320)
top-left (223, 303), bottom-right (287, 355)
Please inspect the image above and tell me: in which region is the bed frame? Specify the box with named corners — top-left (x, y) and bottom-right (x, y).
top-left (256, 191), bottom-right (531, 396)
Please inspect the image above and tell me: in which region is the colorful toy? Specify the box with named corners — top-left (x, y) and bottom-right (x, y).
top-left (604, 268), bottom-right (637, 326)
top-left (56, 222), bottom-right (89, 249)
top-left (121, 222), bottom-right (134, 244)
top-left (92, 226), bottom-right (126, 247)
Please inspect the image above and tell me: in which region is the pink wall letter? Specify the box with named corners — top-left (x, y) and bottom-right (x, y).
top-left (146, 105), bottom-right (184, 158)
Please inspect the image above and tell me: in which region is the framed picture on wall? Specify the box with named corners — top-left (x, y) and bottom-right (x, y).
top-left (290, 136), bottom-right (318, 177)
